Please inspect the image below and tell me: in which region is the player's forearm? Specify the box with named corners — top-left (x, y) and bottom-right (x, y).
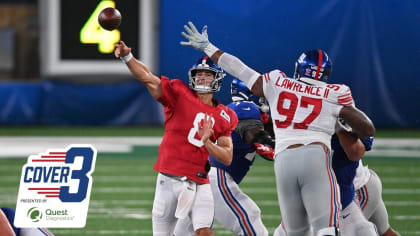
top-left (206, 46), bottom-right (261, 93)
top-left (204, 140), bottom-right (232, 166)
top-left (339, 106), bottom-right (376, 138)
top-left (126, 58), bottom-right (162, 100)
top-left (216, 52), bottom-right (261, 91)
top-left (0, 211), bottom-right (15, 236)
top-left (336, 130), bottom-right (366, 161)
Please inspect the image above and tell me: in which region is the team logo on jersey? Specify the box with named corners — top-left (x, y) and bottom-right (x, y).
top-left (14, 144), bottom-right (97, 228)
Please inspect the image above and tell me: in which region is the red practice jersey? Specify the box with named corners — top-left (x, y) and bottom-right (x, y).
top-left (154, 76), bottom-right (238, 184)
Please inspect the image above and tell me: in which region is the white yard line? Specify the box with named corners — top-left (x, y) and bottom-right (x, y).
top-left (3, 197), bottom-right (420, 207)
top-left (0, 137), bottom-right (419, 158)
top-left (0, 136), bottom-right (162, 157)
top-left (6, 172), bottom-right (420, 184)
top-left (52, 229), bottom-right (154, 235)
top-left (1, 187), bottom-right (420, 195)
top-left (48, 229), bottom-right (420, 236)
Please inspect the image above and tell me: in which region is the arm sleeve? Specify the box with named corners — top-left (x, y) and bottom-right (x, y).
top-left (157, 76), bottom-right (181, 108)
top-left (219, 108), bottom-right (238, 137)
top-left (236, 119), bottom-right (264, 139)
top-left (218, 53), bottom-right (261, 90)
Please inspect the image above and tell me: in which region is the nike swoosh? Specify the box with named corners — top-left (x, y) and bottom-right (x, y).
top-left (342, 213), bottom-right (350, 219)
top-left (241, 107), bottom-right (251, 111)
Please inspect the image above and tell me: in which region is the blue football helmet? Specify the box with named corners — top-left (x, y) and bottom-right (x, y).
top-left (231, 78), bottom-right (269, 112)
top-left (231, 78), bottom-right (253, 101)
top-left (293, 49), bottom-right (332, 85)
top-left (188, 56), bottom-right (225, 93)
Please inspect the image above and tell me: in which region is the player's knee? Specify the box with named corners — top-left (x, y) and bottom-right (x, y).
top-left (316, 227), bottom-right (339, 236)
top-left (254, 225), bottom-right (269, 236)
top-left (250, 206), bottom-right (262, 216)
top-left (247, 209), bottom-right (268, 236)
top-left (195, 227), bottom-right (214, 236)
top-left (273, 225), bottom-right (288, 236)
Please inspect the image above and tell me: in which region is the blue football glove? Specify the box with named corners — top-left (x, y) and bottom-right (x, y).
top-left (180, 21), bottom-right (210, 51)
top-left (361, 136), bottom-right (374, 151)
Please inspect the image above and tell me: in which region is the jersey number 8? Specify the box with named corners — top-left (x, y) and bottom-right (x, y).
top-left (188, 113), bottom-right (215, 147)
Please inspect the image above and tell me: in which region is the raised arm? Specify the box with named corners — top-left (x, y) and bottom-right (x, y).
top-left (180, 21), bottom-right (264, 97)
top-left (115, 41), bottom-right (162, 100)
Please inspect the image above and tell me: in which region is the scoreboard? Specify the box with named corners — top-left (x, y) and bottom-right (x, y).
top-left (39, 0), bottom-right (158, 77)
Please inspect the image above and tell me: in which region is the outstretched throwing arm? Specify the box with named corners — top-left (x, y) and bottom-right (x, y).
top-left (115, 41), bottom-right (162, 100)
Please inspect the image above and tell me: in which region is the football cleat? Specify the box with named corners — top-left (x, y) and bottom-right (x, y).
top-left (188, 56), bottom-right (225, 93)
top-left (293, 49), bottom-right (332, 85)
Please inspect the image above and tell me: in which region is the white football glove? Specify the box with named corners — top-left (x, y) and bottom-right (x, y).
top-left (180, 21), bottom-right (210, 51)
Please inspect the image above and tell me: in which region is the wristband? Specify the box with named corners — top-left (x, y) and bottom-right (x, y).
top-left (120, 52), bottom-right (133, 63)
top-left (204, 43), bottom-right (219, 57)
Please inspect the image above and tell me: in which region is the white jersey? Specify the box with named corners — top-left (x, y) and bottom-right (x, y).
top-left (353, 160), bottom-right (371, 189)
top-left (262, 70), bottom-right (353, 154)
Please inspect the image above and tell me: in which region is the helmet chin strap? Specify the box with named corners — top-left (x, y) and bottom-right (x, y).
top-left (194, 85), bottom-right (213, 93)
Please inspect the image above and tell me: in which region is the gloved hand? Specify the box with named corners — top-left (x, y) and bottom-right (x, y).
top-left (180, 21), bottom-right (210, 51)
top-left (254, 143), bottom-right (274, 161)
top-left (260, 113), bottom-right (270, 125)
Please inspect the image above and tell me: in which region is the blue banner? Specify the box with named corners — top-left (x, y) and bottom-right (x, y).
top-left (0, 80), bottom-right (163, 125)
top-left (160, 0), bottom-right (420, 127)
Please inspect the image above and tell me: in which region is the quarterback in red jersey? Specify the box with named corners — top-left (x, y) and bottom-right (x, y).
top-left (115, 41), bottom-right (237, 236)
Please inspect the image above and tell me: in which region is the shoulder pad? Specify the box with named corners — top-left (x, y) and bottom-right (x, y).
top-left (228, 101), bottom-right (261, 120)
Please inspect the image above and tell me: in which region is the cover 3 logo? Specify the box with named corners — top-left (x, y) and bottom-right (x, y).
top-left (15, 144), bottom-right (97, 228)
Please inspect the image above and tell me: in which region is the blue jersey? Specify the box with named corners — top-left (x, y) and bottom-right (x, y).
top-left (209, 101), bottom-right (261, 184)
top-left (332, 135), bottom-right (374, 209)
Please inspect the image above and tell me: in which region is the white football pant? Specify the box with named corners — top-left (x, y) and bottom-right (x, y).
top-left (340, 201), bottom-right (378, 236)
top-left (356, 169), bottom-right (390, 235)
top-left (152, 173), bottom-right (214, 236)
top-left (274, 145), bottom-right (341, 236)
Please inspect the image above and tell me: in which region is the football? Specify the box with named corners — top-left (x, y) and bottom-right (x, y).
top-left (98, 7), bottom-right (121, 31)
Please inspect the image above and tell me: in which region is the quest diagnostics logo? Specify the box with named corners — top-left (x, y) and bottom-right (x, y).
top-left (14, 144), bottom-right (97, 228)
top-left (27, 207), bottom-right (43, 222)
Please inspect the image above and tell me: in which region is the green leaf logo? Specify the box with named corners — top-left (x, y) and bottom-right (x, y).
top-left (27, 207), bottom-right (43, 222)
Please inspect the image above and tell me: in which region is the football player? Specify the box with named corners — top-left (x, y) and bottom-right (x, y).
top-left (174, 78), bottom-right (275, 236)
top-left (354, 162), bottom-right (401, 236)
top-left (273, 127), bottom-right (379, 236)
top-left (115, 41), bottom-right (238, 236)
top-left (1, 208), bottom-right (55, 236)
top-left (330, 127), bottom-right (378, 236)
top-left (180, 21), bottom-right (375, 236)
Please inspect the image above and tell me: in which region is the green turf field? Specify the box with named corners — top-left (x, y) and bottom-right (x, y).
top-left (0, 127), bottom-right (419, 235)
